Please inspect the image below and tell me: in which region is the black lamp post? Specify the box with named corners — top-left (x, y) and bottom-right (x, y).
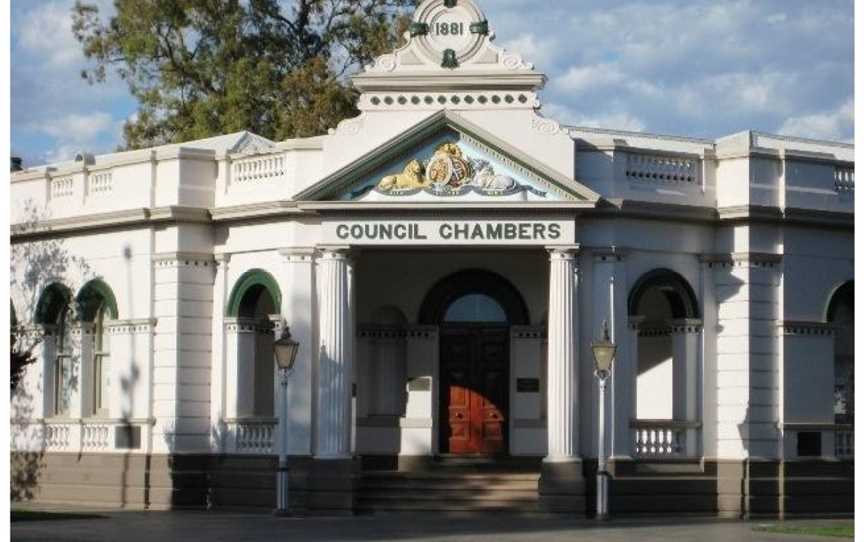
top-left (273, 326), bottom-right (299, 516)
top-left (591, 320), bottom-right (617, 520)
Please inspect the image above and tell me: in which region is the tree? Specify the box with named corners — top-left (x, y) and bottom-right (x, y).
top-left (72, 0), bottom-right (417, 149)
top-left (11, 335), bottom-right (36, 393)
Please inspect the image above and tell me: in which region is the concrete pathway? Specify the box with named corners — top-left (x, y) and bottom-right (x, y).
top-left (11, 508), bottom-right (852, 542)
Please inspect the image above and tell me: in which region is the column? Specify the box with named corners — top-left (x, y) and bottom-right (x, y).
top-left (279, 248), bottom-right (317, 456)
top-left (223, 318), bottom-right (258, 419)
top-left (672, 319), bottom-right (703, 455)
top-left (539, 246), bottom-right (586, 514)
top-left (315, 248), bottom-right (353, 459)
top-left (592, 249), bottom-right (633, 460)
top-left (210, 254), bottom-right (230, 451)
top-left (71, 322), bottom-right (95, 419)
top-left (546, 247), bottom-right (580, 461)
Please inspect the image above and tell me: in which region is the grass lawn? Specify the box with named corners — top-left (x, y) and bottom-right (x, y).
top-left (11, 509), bottom-right (106, 522)
top-left (753, 522), bottom-right (854, 539)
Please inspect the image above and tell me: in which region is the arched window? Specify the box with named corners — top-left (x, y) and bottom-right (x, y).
top-left (444, 294), bottom-right (507, 323)
top-left (418, 269), bottom-right (529, 325)
top-left (629, 270), bottom-right (700, 421)
top-left (35, 283), bottom-right (73, 416)
top-left (828, 282), bottom-right (854, 424)
top-left (227, 270), bottom-right (281, 418)
top-left (77, 279), bottom-right (118, 417)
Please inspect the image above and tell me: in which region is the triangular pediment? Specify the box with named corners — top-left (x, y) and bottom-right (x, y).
top-left (294, 111), bottom-right (600, 205)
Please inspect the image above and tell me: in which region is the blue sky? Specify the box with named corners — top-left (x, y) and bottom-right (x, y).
top-left (11, 0), bottom-right (854, 167)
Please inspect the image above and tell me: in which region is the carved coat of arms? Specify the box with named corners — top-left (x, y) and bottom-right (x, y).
top-left (373, 142), bottom-right (537, 197)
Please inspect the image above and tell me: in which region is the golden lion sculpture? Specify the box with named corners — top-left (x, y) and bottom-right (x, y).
top-left (377, 160), bottom-right (429, 192)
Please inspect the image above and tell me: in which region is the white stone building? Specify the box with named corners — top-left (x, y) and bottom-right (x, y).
top-left (10, 0), bottom-right (854, 517)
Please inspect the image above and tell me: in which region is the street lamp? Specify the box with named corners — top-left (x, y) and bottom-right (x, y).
top-left (591, 320), bottom-right (617, 520)
top-left (273, 326), bottom-right (299, 517)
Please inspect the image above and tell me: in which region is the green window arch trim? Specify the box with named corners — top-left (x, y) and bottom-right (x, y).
top-left (226, 269), bottom-right (282, 317)
top-left (76, 279), bottom-right (119, 322)
top-left (34, 282), bottom-right (73, 325)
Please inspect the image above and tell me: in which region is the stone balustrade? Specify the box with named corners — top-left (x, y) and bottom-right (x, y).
top-left (834, 166), bottom-right (855, 192)
top-left (631, 419), bottom-right (701, 458)
top-left (14, 419), bottom-right (153, 454)
top-left (224, 418), bottom-right (278, 455)
top-left (232, 154), bottom-right (286, 184)
top-left (625, 153), bottom-right (699, 185)
top-left (835, 426), bottom-right (854, 458)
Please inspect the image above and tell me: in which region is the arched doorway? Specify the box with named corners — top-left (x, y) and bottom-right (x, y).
top-left (419, 270), bottom-right (529, 456)
top-left (827, 281), bottom-right (854, 425)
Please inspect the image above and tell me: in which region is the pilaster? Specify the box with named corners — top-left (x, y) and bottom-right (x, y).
top-left (592, 248), bottom-right (632, 459)
top-left (151, 252), bottom-right (216, 453)
top-left (211, 254), bottom-right (230, 451)
top-left (279, 247), bottom-right (317, 457)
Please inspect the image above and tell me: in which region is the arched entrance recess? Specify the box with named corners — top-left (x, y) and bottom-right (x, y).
top-left (419, 270), bottom-right (529, 456)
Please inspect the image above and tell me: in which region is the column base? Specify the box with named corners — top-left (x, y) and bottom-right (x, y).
top-left (306, 457), bottom-right (358, 514)
top-left (539, 458), bottom-right (587, 514)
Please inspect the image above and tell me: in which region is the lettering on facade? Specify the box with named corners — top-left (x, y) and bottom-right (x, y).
top-left (334, 222), bottom-right (562, 243)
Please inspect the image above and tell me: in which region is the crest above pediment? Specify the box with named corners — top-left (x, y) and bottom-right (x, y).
top-left (352, 0), bottom-right (545, 97)
top-left (294, 111), bottom-right (600, 206)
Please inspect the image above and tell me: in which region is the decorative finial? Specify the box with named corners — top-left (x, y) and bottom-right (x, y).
top-left (442, 49), bottom-right (459, 69)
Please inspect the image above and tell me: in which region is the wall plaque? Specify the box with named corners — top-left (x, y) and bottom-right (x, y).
top-left (516, 378), bottom-right (540, 393)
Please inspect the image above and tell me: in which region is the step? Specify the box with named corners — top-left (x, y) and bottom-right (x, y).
top-left (359, 488), bottom-right (539, 501)
top-left (356, 498), bottom-right (541, 512)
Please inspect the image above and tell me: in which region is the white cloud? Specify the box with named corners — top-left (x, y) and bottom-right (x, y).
top-left (544, 102), bottom-right (647, 132)
top-left (778, 100), bottom-right (854, 142)
top-left (500, 33), bottom-right (558, 70)
top-left (17, 1), bottom-right (83, 66)
top-left (35, 112), bottom-right (115, 142)
top-left (555, 64), bottom-right (626, 94)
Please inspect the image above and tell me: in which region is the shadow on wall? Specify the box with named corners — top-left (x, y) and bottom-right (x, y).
top-left (11, 201), bottom-right (93, 503)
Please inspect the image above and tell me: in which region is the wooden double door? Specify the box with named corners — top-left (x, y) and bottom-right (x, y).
top-left (439, 326), bottom-right (509, 455)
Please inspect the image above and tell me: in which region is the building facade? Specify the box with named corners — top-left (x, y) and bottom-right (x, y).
top-left (10, 0), bottom-right (854, 517)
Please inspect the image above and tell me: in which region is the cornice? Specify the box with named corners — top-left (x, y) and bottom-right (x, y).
top-left (10, 206), bottom-right (212, 241)
top-left (297, 201), bottom-right (592, 212)
top-left (352, 72), bottom-right (546, 92)
top-left (717, 205), bottom-right (784, 221)
top-left (718, 205), bottom-right (854, 229)
top-left (592, 199), bottom-right (718, 224)
top-left (210, 201), bottom-right (306, 222)
top-left (153, 147), bottom-right (217, 162)
top-left (713, 147), bottom-right (854, 167)
top-left (575, 142), bottom-right (712, 160)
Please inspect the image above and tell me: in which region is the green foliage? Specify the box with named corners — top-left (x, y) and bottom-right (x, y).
top-left (754, 523), bottom-right (854, 539)
top-left (72, 0), bottom-right (418, 149)
top-left (11, 334), bottom-right (35, 393)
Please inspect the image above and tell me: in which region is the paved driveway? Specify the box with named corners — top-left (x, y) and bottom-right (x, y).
top-left (11, 509), bottom-right (851, 542)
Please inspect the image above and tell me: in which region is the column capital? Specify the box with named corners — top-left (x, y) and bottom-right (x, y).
top-left (546, 244), bottom-right (580, 259)
top-left (317, 245), bottom-right (352, 261)
top-left (628, 315), bottom-right (646, 330)
top-left (214, 253), bottom-right (232, 264)
top-left (592, 247), bottom-right (628, 263)
top-left (669, 318), bottom-right (703, 334)
top-left (699, 252), bottom-right (782, 268)
top-left (279, 247), bottom-right (317, 263)
top-left (70, 321), bottom-right (96, 336)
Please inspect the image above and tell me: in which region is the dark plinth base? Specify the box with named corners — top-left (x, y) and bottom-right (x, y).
top-left (538, 459), bottom-right (587, 514)
top-left (305, 457), bottom-right (358, 514)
